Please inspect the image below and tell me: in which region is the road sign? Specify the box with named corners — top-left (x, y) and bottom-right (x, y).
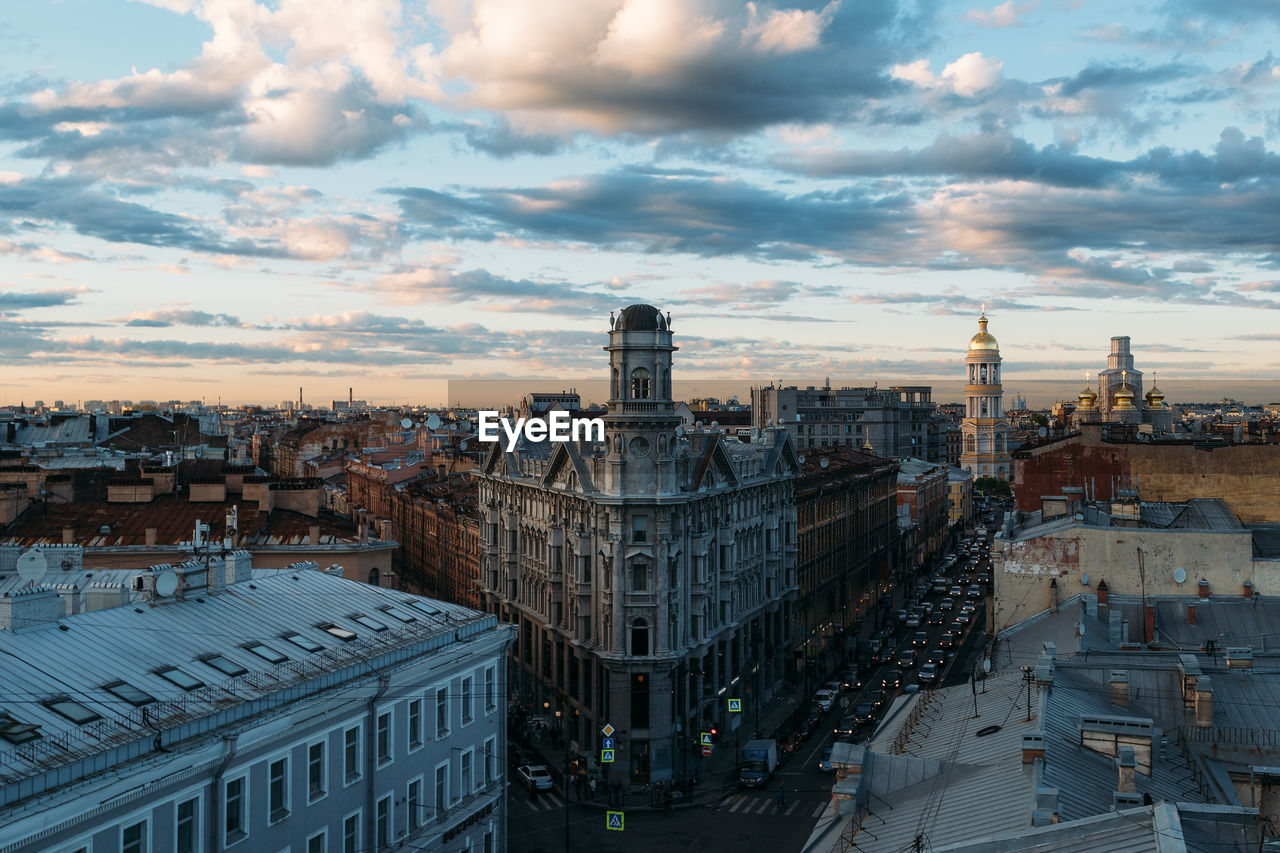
top-left (701, 745), bottom-right (712, 757)
top-left (606, 811), bottom-right (625, 831)
top-left (601, 748), bottom-right (615, 763)
top-left (602, 723), bottom-right (615, 737)
top-left (602, 736), bottom-right (615, 750)
top-left (728, 698), bottom-right (741, 713)
top-left (700, 732), bottom-right (712, 746)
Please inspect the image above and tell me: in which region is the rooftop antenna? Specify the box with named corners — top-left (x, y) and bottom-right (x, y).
top-left (16, 549), bottom-right (48, 585)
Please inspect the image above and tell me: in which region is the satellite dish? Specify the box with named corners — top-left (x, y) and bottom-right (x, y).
top-left (155, 570), bottom-right (179, 597)
top-left (16, 549), bottom-right (48, 583)
top-left (1080, 573), bottom-right (1089, 585)
top-left (1173, 567), bottom-right (1187, 584)
top-left (426, 414), bottom-right (442, 430)
top-left (798, 455), bottom-right (806, 464)
top-left (820, 457), bottom-right (829, 468)
top-left (674, 425), bottom-right (684, 436)
top-left (400, 417), bottom-right (413, 429)
top-left (982, 658), bottom-right (991, 674)
top-left (1037, 427), bottom-right (1048, 437)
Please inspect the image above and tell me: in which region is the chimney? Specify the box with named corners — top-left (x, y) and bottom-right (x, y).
top-left (62, 527), bottom-right (74, 545)
top-left (1198, 578), bottom-right (1209, 600)
top-left (1022, 730), bottom-right (1046, 764)
top-left (146, 527), bottom-right (157, 546)
top-left (1049, 578), bottom-right (1059, 613)
top-left (1096, 578), bottom-right (1109, 618)
top-left (0, 587), bottom-right (60, 632)
top-left (1035, 653), bottom-right (1054, 686)
top-left (437, 463), bottom-right (447, 481)
top-left (1031, 786), bottom-right (1060, 826)
top-left (1043, 641), bottom-right (1057, 661)
top-left (1144, 603), bottom-right (1155, 644)
top-left (1106, 669), bottom-right (1130, 707)
top-left (309, 524), bottom-right (321, 545)
top-left (1194, 675), bottom-right (1213, 727)
top-left (1243, 580), bottom-right (1254, 599)
top-left (1116, 746), bottom-right (1137, 794)
top-left (1109, 610), bottom-right (1123, 645)
top-left (1187, 603), bottom-right (1196, 625)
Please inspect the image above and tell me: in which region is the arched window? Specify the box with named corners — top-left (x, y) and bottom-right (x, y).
top-left (992, 365), bottom-right (999, 384)
top-left (980, 365), bottom-right (988, 383)
top-left (964, 435), bottom-right (976, 453)
top-left (612, 367), bottom-right (620, 399)
top-left (980, 398), bottom-right (988, 417)
top-left (969, 365), bottom-right (976, 383)
top-left (631, 367), bottom-right (651, 399)
top-left (630, 619), bottom-right (649, 656)
top-left (368, 567), bottom-right (380, 586)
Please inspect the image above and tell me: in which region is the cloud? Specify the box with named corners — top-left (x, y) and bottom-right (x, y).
top-left (0, 288), bottom-right (87, 311)
top-left (892, 52), bottom-right (1004, 96)
top-left (964, 1), bottom-right (1037, 28)
top-left (122, 309), bottom-right (244, 328)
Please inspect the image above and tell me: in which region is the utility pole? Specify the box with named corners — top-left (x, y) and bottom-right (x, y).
top-left (1021, 665), bottom-right (1034, 722)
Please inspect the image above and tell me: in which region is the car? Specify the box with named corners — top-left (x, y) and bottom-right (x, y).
top-left (853, 701), bottom-right (877, 725)
top-left (939, 597), bottom-right (955, 611)
top-left (834, 715), bottom-right (857, 738)
top-left (897, 649), bottom-right (917, 668)
top-left (904, 613), bottom-right (921, 628)
top-left (949, 586), bottom-right (963, 598)
top-left (839, 668), bottom-right (863, 691)
top-left (976, 571), bottom-right (991, 584)
top-left (967, 584), bottom-right (984, 598)
top-left (955, 612), bottom-right (972, 626)
top-left (932, 577), bottom-right (950, 593)
top-left (961, 603), bottom-right (977, 618)
top-left (517, 765), bottom-right (553, 792)
top-left (927, 649), bottom-right (946, 667)
top-left (817, 745), bottom-right (836, 773)
top-left (928, 610), bottom-right (944, 625)
top-left (823, 680), bottom-right (844, 695)
top-left (958, 573), bottom-right (973, 586)
top-left (882, 668), bottom-right (902, 688)
top-left (912, 630), bottom-right (929, 648)
top-left (813, 689), bottom-right (836, 712)
top-left (918, 663), bottom-right (938, 685)
top-left (865, 688), bottom-right (886, 708)
top-left (939, 631), bottom-right (956, 649)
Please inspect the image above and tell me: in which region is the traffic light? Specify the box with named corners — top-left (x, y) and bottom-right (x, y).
top-left (710, 725), bottom-right (718, 739)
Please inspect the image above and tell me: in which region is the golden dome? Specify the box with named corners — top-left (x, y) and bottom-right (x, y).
top-left (968, 311), bottom-right (999, 352)
top-left (1113, 372), bottom-right (1136, 409)
top-left (1078, 375), bottom-right (1097, 408)
top-left (1145, 384), bottom-right (1166, 407)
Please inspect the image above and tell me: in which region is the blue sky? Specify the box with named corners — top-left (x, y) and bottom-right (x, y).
top-left (1, 0), bottom-right (1278, 405)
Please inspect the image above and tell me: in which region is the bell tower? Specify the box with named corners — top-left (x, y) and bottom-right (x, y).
top-left (603, 304), bottom-right (682, 495)
top-left (960, 307), bottom-right (1012, 480)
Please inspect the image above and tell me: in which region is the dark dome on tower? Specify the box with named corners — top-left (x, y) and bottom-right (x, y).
top-left (614, 304), bottom-right (668, 331)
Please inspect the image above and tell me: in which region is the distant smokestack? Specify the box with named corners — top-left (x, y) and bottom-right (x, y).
top-left (349, 387), bottom-right (353, 406)
top-left (299, 386), bottom-right (303, 408)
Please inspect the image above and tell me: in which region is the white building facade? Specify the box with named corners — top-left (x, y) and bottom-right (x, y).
top-left (475, 304), bottom-right (799, 786)
top-left (0, 555), bottom-right (513, 853)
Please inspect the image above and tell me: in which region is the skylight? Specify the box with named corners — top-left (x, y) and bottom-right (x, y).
top-left (201, 655), bottom-right (248, 677)
top-left (44, 699), bottom-right (100, 725)
top-left (282, 632), bottom-right (323, 652)
top-left (319, 623), bottom-right (357, 641)
top-left (0, 713), bottom-right (40, 744)
top-left (406, 600), bottom-right (442, 616)
top-left (380, 606), bottom-right (416, 623)
top-left (156, 667), bottom-right (204, 691)
top-left (103, 681), bottom-right (155, 707)
top-left (245, 642), bottom-right (288, 664)
top-left (352, 614), bottom-right (387, 632)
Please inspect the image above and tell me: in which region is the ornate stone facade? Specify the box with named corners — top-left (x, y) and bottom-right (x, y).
top-left (960, 310), bottom-right (1012, 479)
top-left (474, 304), bottom-right (799, 785)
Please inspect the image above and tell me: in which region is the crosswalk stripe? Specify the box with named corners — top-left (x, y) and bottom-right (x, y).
top-left (727, 795), bottom-right (747, 813)
top-left (812, 803), bottom-right (826, 818)
top-left (755, 800), bottom-right (771, 814)
top-left (785, 801), bottom-right (800, 816)
top-left (545, 793), bottom-right (564, 808)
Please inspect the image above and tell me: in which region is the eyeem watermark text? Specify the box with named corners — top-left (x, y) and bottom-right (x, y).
top-left (478, 411), bottom-right (605, 451)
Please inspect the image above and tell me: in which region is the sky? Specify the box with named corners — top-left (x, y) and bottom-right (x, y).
top-left (1, 0), bottom-right (1279, 407)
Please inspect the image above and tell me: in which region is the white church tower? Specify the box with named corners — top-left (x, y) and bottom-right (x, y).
top-left (960, 308), bottom-right (1011, 479)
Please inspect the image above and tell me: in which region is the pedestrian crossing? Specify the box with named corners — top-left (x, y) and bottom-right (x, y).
top-left (516, 791), bottom-right (567, 811)
top-left (719, 793), bottom-right (826, 819)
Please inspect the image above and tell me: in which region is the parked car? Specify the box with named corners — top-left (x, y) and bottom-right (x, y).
top-left (813, 689), bottom-right (837, 712)
top-left (517, 765), bottom-right (553, 792)
top-left (918, 663), bottom-right (938, 685)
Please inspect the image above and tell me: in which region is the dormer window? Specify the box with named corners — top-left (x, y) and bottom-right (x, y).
top-left (631, 367), bottom-right (651, 399)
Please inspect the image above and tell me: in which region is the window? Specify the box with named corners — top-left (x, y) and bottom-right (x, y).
top-left (268, 757), bottom-right (289, 822)
top-left (376, 794), bottom-right (392, 849)
top-left (104, 681), bottom-right (154, 707)
top-left (461, 749), bottom-right (474, 794)
top-left (353, 614), bottom-right (388, 632)
top-left (408, 777), bottom-right (423, 831)
top-left (176, 797), bottom-right (199, 853)
top-left (631, 366), bottom-right (651, 399)
top-left (342, 812), bottom-right (360, 853)
top-left (483, 829), bottom-right (494, 853)
top-left (282, 632), bottom-right (323, 653)
top-left (632, 514), bottom-right (647, 543)
top-left (156, 667), bottom-right (204, 691)
top-left (0, 712), bottom-right (41, 744)
top-left (630, 619), bottom-right (649, 656)
top-left (435, 687), bottom-right (449, 737)
top-left (631, 558), bottom-right (648, 592)
top-left (481, 666), bottom-right (496, 712)
top-left (434, 762), bottom-right (450, 816)
top-left (201, 655), bottom-right (247, 677)
top-left (45, 699), bottom-right (99, 725)
top-left (377, 711), bottom-right (391, 764)
top-left (245, 643), bottom-right (288, 664)
top-left (320, 623), bottom-right (357, 642)
top-left (344, 726), bottom-right (361, 783)
top-left (224, 776), bottom-right (247, 845)
top-left (380, 606), bottom-right (415, 623)
top-left (483, 736), bottom-right (497, 788)
top-left (308, 740), bottom-right (327, 800)
top-left (122, 819), bottom-right (148, 853)
top-left (307, 830), bottom-right (327, 853)
top-left (461, 677), bottom-right (474, 725)
top-left (408, 699), bottom-right (423, 750)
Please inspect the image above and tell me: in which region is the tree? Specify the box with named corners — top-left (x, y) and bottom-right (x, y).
top-left (974, 476), bottom-right (1012, 497)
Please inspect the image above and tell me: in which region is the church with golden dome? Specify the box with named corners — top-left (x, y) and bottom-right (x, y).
top-left (960, 308), bottom-right (1012, 479)
top-left (1072, 336), bottom-right (1173, 433)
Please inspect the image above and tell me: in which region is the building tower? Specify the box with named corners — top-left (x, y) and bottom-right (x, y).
top-left (960, 307), bottom-right (1011, 479)
top-left (1098, 336), bottom-right (1144, 421)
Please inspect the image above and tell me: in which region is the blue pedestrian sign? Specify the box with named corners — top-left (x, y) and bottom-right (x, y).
top-left (700, 732), bottom-right (712, 746)
top-left (602, 736), bottom-right (615, 750)
top-left (728, 698), bottom-right (742, 713)
top-left (607, 811), bottom-right (625, 831)
top-left (601, 748), bottom-right (615, 763)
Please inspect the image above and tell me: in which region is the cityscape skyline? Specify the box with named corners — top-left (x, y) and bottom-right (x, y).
top-left (3, 1), bottom-right (1280, 401)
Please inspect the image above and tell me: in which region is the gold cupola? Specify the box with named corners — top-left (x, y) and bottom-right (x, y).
top-left (968, 306), bottom-right (999, 352)
top-left (1113, 370), bottom-right (1136, 410)
top-left (1078, 372), bottom-right (1097, 409)
top-left (1145, 372), bottom-right (1167, 409)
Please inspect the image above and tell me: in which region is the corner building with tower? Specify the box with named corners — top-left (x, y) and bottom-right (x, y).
top-left (474, 304), bottom-right (799, 785)
top-left (959, 310), bottom-right (1012, 479)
